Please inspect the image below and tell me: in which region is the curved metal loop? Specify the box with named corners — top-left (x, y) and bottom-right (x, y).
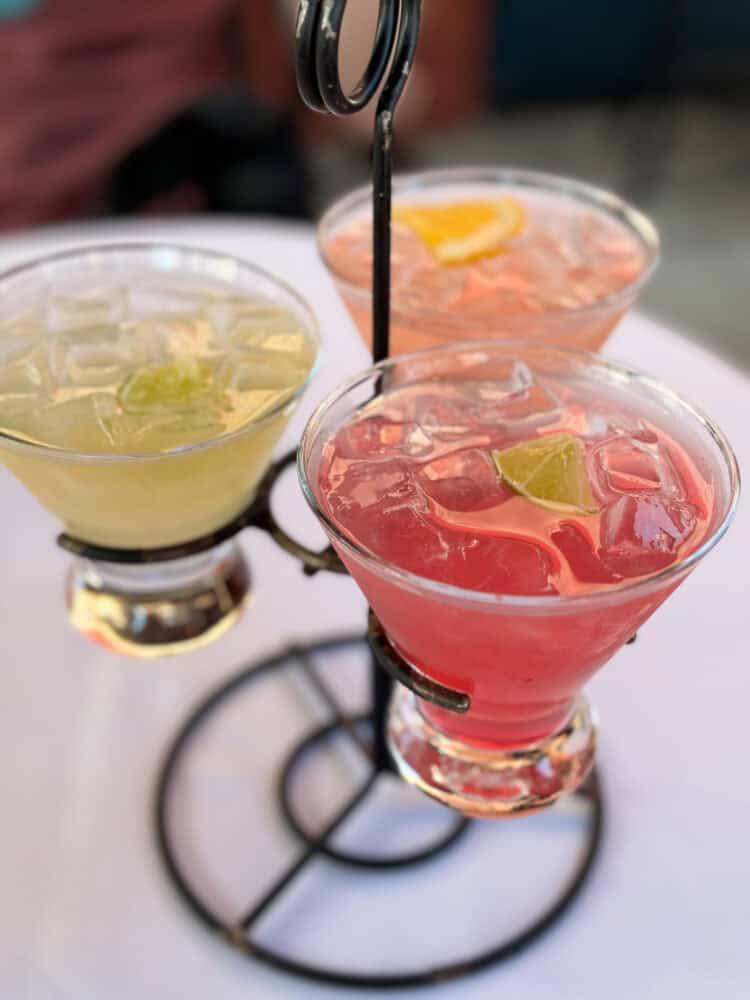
top-left (251, 451), bottom-right (347, 576)
top-left (297, 0), bottom-right (421, 363)
top-left (295, 0), bottom-right (418, 118)
top-left (367, 609), bottom-right (470, 714)
top-left (57, 449), bottom-right (346, 576)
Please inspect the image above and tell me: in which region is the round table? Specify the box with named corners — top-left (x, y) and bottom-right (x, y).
top-left (0, 218), bottom-right (746, 1000)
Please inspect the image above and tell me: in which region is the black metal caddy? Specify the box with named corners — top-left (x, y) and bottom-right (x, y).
top-left (59, 2), bottom-right (605, 989)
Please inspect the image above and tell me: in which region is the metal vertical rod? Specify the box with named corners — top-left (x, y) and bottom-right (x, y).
top-left (370, 647), bottom-right (393, 770)
top-left (369, 1), bottom-right (421, 760)
top-left (369, 97), bottom-right (394, 768)
top-left (371, 107), bottom-right (393, 364)
top-left (295, 0), bottom-right (423, 769)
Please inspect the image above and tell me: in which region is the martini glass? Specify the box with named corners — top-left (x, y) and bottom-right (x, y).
top-left (318, 167), bottom-right (659, 356)
top-left (0, 244), bottom-right (319, 656)
top-left (299, 340), bottom-right (738, 817)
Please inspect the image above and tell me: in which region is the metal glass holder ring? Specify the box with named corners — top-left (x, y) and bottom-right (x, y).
top-left (56, 450), bottom-right (341, 572)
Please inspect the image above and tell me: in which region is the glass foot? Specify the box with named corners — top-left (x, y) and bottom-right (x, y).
top-left (66, 540), bottom-right (250, 657)
top-left (387, 686), bottom-right (597, 818)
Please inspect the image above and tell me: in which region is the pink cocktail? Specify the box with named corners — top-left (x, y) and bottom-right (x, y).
top-left (299, 342), bottom-right (738, 817)
top-left (319, 168), bottom-right (659, 356)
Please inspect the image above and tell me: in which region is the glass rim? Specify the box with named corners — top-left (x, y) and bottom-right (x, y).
top-left (298, 338), bottom-right (740, 612)
top-left (317, 165), bottom-right (661, 325)
top-left (0, 242), bottom-right (321, 465)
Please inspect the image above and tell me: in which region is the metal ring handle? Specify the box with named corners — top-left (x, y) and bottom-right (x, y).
top-left (57, 449), bottom-right (346, 575)
top-left (251, 452), bottom-right (346, 576)
top-left (367, 609), bottom-right (470, 714)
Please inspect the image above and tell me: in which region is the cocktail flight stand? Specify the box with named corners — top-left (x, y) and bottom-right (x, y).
top-left (57, 2), bottom-right (608, 988)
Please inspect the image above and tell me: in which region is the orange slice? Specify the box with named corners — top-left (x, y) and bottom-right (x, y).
top-left (393, 197), bottom-right (526, 265)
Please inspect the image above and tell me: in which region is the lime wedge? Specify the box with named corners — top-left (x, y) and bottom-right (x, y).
top-left (491, 433), bottom-right (598, 514)
top-left (118, 357), bottom-right (223, 415)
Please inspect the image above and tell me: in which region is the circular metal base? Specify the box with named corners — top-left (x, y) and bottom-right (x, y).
top-left (278, 714), bottom-right (470, 869)
top-left (155, 636), bottom-right (605, 990)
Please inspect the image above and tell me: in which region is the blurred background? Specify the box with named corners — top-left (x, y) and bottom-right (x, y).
top-left (1, 0), bottom-right (748, 367)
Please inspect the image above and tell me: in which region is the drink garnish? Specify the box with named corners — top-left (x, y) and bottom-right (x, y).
top-left (393, 197), bottom-right (526, 265)
top-left (117, 356), bottom-right (224, 415)
top-left (491, 433), bottom-right (598, 514)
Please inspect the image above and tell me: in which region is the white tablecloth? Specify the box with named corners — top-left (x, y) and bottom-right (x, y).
top-left (0, 218), bottom-right (747, 1000)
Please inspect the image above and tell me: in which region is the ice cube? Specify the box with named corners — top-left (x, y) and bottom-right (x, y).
top-left (335, 414), bottom-right (415, 460)
top-left (129, 312), bottom-right (217, 360)
top-left (406, 393), bottom-right (472, 441)
top-left (1, 335), bottom-right (43, 369)
top-left (452, 263), bottom-right (535, 311)
top-left (495, 376), bottom-right (561, 425)
top-left (220, 349), bottom-right (308, 393)
top-left (476, 359), bottom-right (534, 396)
top-left (102, 408), bottom-right (225, 452)
top-left (443, 533), bottom-right (559, 595)
top-left (0, 308), bottom-right (41, 337)
top-left (328, 218), bottom-right (433, 291)
top-left (463, 363), bottom-right (562, 427)
top-left (584, 410), bottom-right (611, 439)
top-left (0, 349), bottom-right (50, 416)
top-left (366, 505), bottom-right (454, 579)
top-left (233, 328), bottom-right (309, 359)
top-left (361, 464), bottom-right (416, 514)
top-left (46, 289), bottom-right (128, 331)
top-left (402, 262), bottom-right (468, 310)
top-left (590, 434), bottom-right (678, 501)
top-left (551, 522), bottom-right (620, 584)
top-left (583, 402), bottom-right (658, 442)
top-left (0, 310), bottom-right (44, 366)
top-left (324, 457), bottom-right (419, 526)
top-left (48, 325), bottom-right (139, 387)
top-left (400, 424), bottom-right (434, 457)
top-left (598, 494), bottom-right (698, 578)
top-left (5, 393), bottom-right (120, 451)
top-left (226, 307), bottom-right (305, 355)
top-left (419, 448), bottom-right (508, 512)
